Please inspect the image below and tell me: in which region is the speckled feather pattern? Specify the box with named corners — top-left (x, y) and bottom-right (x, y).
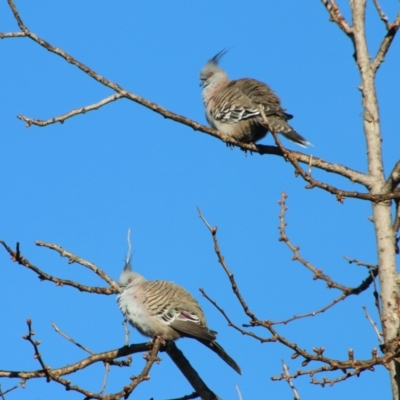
top-left (117, 277), bottom-right (215, 341)
top-left (200, 51), bottom-right (311, 147)
top-left (117, 266), bottom-right (242, 374)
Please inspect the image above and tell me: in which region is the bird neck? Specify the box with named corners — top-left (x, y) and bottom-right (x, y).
top-left (202, 76), bottom-right (229, 104)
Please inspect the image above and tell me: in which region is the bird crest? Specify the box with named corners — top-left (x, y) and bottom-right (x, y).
top-left (200, 49), bottom-right (229, 83)
top-left (207, 48), bottom-right (228, 67)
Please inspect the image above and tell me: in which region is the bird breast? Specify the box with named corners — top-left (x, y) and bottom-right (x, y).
top-left (117, 285), bottom-right (157, 338)
top-left (117, 283), bottom-right (183, 340)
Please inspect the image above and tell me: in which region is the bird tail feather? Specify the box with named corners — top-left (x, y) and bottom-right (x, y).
top-left (281, 129), bottom-right (313, 148)
top-left (197, 339), bottom-right (241, 374)
top-left (267, 116), bottom-right (312, 148)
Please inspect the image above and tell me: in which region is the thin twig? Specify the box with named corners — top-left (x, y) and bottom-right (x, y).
top-left (24, 319), bottom-right (52, 382)
top-left (0, 384), bottom-right (18, 399)
top-left (35, 240), bottom-right (119, 289)
top-left (99, 362), bottom-right (110, 395)
top-left (197, 207), bottom-right (258, 322)
top-left (234, 384), bottom-right (243, 400)
top-left (278, 193), bottom-right (378, 294)
top-left (0, 31), bottom-right (26, 38)
top-left (200, 288), bottom-right (272, 343)
top-left (0, 339), bottom-right (150, 379)
top-left (320, 0), bottom-right (353, 37)
top-left (17, 93), bottom-right (124, 127)
top-left (371, 11), bottom-right (400, 73)
top-left (0, 240), bottom-right (117, 294)
top-left (123, 320), bottom-right (133, 366)
top-left (271, 293), bottom-right (347, 325)
top-left (51, 322), bottom-right (94, 354)
top-left (2, 321), bottom-right (157, 399)
top-left (344, 256), bottom-right (378, 270)
top-left (123, 320), bottom-right (131, 346)
top-left (199, 205), bottom-right (395, 385)
top-left (372, 0), bottom-right (391, 29)
top-left (362, 306), bottom-right (383, 344)
top-left (281, 360), bottom-right (301, 399)
top-left (271, 132), bottom-right (387, 203)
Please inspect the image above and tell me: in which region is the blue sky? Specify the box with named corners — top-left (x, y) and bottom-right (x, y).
top-left (1, 1), bottom-right (399, 399)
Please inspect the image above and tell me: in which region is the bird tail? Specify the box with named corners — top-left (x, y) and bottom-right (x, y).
top-left (266, 116), bottom-right (312, 148)
top-left (197, 339), bottom-right (241, 374)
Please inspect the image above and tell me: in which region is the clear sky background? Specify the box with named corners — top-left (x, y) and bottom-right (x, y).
top-left (1, 1), bottom-right (399, 399)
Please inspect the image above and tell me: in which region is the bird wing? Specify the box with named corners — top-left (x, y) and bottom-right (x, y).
top-left (211, 78), bottom-right (294, 126)
top-left (142, 280), bottom-right (216, 341)
top-left (168, 311), bottom-right (217, 341)
top-left (210, 82), bottom-right (260, 124)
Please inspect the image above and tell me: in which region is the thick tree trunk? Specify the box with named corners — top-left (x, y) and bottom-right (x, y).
top-left (351, 1), bottom-right (399, 398)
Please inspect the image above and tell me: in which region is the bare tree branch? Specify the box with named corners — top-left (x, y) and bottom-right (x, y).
top-left (363, 306), bottom-right (384, 344)
top-left (271, 294), bottom-right (347, 325)
top-left (18, 94), bottom-right (125, 127)
top-left (372, 0), bottom-right (391, 29)
top-left (0, 384), bottom-right (18, 399)
top-left (9, 0), bottom-right (400, 202)
top-left (200, 288), bottom-right (272, 343)
top-left (197, 207), bottom-right (258, 322)
top-left (322, 1), bottom-right (400, 395)
top-left (0, 339), bottom-right (150, 380)
top-left (99, 362), bottom-right (110, 395)
top-left (199, 202), bottom-right (395, 385)
top-left (281, 360), bottom-right (301, 399)
top-left (278, 192), bottom-right (378, 294)
top-left (165, 342), bottom-right (220, 400)
top-left (344, 256), bottom-right (378, 270)
top-left (383, 161), bottom-right (400, 194)
top-left (0, 240), bottom-right (117, 294)
top-left (51, 322), bottom-right (94, 355)
top-left (320, 0), bottom-right (353, 37)
top-left (272, 132), bottom-right (398, 202)
top-left (0, 31), bottom-right (26, 38)
top-left (371, 10), bottom-right (400, 73)
top-left (167, 393), bottom-right (199, 400)
top-left (2, 0), bottom-right (400, 396)
top-left (1, 319), bottom-right (165, 399)
top-left (35, 240), bottom-right (119, 289)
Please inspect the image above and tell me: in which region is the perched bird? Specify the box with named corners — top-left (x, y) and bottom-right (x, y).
top-left (200, 49), bottom-right (311, 147)
top-left (117, 261), bottom-right (241, 374)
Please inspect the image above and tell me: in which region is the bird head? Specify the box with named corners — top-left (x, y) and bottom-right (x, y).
top-left (119, 259), bottom-right (145, 289)
top-left (199, 49), bottom-right (229, 87)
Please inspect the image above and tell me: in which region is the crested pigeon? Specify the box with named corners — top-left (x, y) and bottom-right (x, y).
top-left (117, 261), bottom-right (241, 374)
top-left (200, 50), bottom-right (311, 147)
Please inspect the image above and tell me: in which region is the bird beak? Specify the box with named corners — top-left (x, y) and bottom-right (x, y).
top-left (199, 80), bottom-right (205, 87)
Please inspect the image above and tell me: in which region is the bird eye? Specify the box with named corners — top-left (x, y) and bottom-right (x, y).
top-left (127, 278), bottom-right (132, 283)
top-left (208, 72), bottom-right (214, 78)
